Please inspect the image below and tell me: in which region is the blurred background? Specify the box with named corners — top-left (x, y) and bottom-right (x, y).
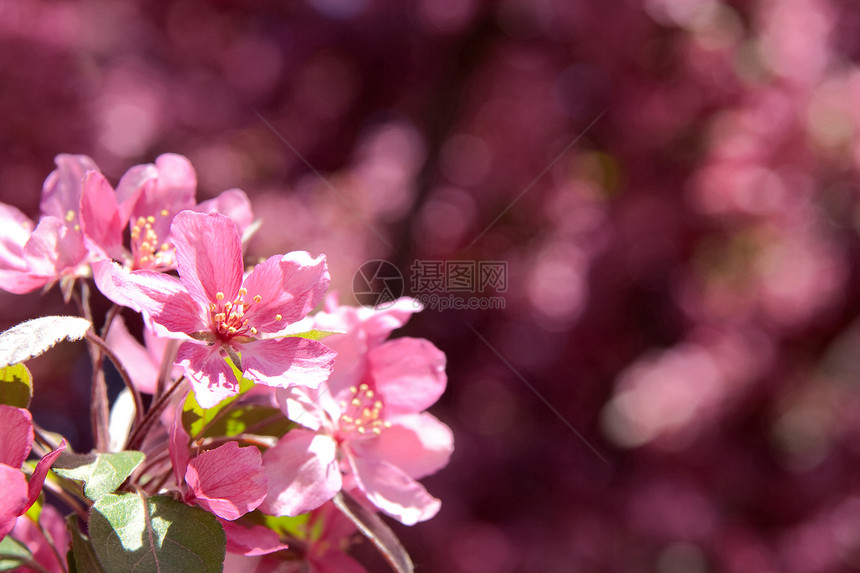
top-left (5, 0), bottom-right (860, 571)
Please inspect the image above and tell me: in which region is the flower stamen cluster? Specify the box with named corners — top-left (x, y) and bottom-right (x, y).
top-left (337, 383), bottom-right (390, 440)
top-left (210, 288), bottom-right (256, 340)
top-left (130, 212), bottom-right (173, 269)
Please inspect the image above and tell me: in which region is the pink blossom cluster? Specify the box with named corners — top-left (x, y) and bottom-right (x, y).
top-left (0, 154), bottom-right (452, 572)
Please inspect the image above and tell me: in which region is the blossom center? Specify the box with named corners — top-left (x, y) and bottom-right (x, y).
top-left (337, 383), bottom-right (389, 441)
top-left (210, 288), bottom-right (262, 341)
top-left (130, 212), bottom-right (173, 269)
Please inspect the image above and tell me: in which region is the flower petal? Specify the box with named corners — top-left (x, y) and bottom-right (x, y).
top-left (24, 216), bottom-right (86, 279)
top-left (241, 252), bottom-right (329, 333)
top-left (26, 439), bottom-right (66, 510)
top-left (119, 155), bottom-right (196, 226)
top-left (40, 154), bottom-right (98, 219)
top-left (80, 171), bottom-right (124, 260)
top-left (220, 520), bottom-right (289, 556)
top-left (194, 189), bottom-right (255, 240)
top-left (171, 211), bottom-right (243, 305)
top-left (115, 163), bottom-right (157, 222)
top-left (9, 503), bottom-right (68, 573)
top-left (0, 405), bottom-right (33, 469)
top-left (276, 386), bottom-right (328, 433)
top-left (360, 297), bottom-right (422, 346)
top-left (0, 464), bottom-right (28, 541)
top-left (185, 441), bottom-right (267, 521)
top-left (347, 453), bottom-right (440, 525)
top-left (260, 429), bottom-right (341, 517)
top-left (176, 342), bottom-right (241, 408)
top-left (153, 154), bottom-right (197, 206)
top-left (0, 268), bottom-right (51, 295)
top-left (0, 203), bottom-right (34, 270)
top-left (241, 338), bottom-right (335, 391)
top-left (92, 259), bottom-right (205, 334)
top-left (367, 337), bottom-right (446, 414)
top-left (311, 313), bottom-right (367, 400)
top-left (352, 413), bottom-right (453, 480)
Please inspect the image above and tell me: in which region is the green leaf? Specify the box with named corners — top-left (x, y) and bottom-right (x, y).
top-left (0, 364), bottom-right (32, 408)
top-left (0, 536), bottom-right (32, 571)
top-left (260, 512), bottom-right (312, 540)
top-left (283, 329), bottom-right (344, 341)
top-left (89, 492), bottom-right (225, 573)
top-left (0, 316), bottom-right (91, 366)
top-left (333, 491), bottom-right (414, 573)
top-left (67, 515), bottom-right (106, 573)
top-left (182, 389), bottom-right (232, 439)
top-left (53, 451), bottom-right (145, 500)
top-left (202, 405), bottom-right (292, 438)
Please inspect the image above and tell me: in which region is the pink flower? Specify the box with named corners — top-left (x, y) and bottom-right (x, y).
top-left (168, 409), bottom-right (267, 521)
top-left (94, 210), bottom-right (336, 407)
top-left (0, 405), bottom-right (66, 541)
top-left (0, 155), bottom-right (116, 296)
top-left (113, 153), bottom-right (255, 271)
top-left (0, 153), bottom-right (256, 298)
top-left (263, 298), bottom-right (453, 525)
